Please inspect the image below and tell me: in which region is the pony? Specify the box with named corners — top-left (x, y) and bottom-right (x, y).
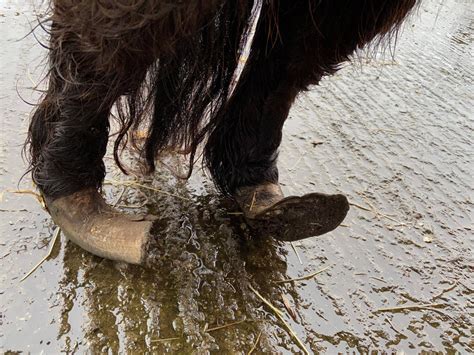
top-left (26, 0), bottom-right (418, 264)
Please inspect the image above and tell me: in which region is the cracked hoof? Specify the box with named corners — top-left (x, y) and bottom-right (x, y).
top-left (46, 189), bottom-right (154, 264)
top-left (235, 184), bottom-right (349, 241)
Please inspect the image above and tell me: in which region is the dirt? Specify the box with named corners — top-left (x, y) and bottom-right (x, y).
top-left (1, 0), bottom-right (473, 353)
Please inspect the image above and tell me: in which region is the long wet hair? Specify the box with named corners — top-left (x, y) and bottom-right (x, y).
top-left (26, 0), bottom-right (418, 199)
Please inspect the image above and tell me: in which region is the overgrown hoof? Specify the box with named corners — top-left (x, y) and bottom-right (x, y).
top-left (235, 184), bottom-right (349, 241)
top-left (46, 189), bottom-right (154, 264)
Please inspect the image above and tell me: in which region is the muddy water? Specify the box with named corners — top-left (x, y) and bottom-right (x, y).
top-left (1, 0), bottom-right (473, 353)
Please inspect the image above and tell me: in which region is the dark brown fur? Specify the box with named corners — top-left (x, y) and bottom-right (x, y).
top-left (26, 0), bottom-right (417, 199)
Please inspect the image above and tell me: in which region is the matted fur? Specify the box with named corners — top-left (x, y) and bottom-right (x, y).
top-left (26, 0), bottom-right (418, 199)
top-left (204, 0), bottom-right (418, 194)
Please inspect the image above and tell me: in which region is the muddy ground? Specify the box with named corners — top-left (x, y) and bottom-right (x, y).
top-left (0, 0), bottom-right (473, 353)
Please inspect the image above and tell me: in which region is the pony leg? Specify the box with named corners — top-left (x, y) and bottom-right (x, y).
top-left (27, 28), bottom-right (155, 263)
top-left (26, 2), bottom-right (209, 264)
top-left (206, 0), bottom-right (416, 240)
top-left (28, 1), bottom-right (258, 262)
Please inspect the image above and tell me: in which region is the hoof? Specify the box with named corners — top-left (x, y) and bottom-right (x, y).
top-left (234, 183), bottom-right (284, 219)
top-left (46, 189), bottom-right (154, 264)
top-left (235, 184), bottom-right (349, 241)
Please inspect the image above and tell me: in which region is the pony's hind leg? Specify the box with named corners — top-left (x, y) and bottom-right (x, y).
top-left (28, 0), bottom-right (253, 263)
top-left (205, 0), bottom-right (416, 240)
top-left (27, 2), bottom-right (168, 264)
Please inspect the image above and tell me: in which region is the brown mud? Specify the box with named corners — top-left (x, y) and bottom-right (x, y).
top-left (1, 0), bottom-right (473, 353)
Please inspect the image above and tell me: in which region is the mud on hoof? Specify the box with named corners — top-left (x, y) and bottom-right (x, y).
top-left (235, 184), bottom-right (349, 241)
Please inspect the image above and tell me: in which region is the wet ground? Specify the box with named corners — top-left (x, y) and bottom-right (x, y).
top-left (1, 0), bottom-right (473, 353)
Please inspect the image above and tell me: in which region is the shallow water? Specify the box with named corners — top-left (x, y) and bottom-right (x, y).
top-left (1, 0), bottom-right (473, 353)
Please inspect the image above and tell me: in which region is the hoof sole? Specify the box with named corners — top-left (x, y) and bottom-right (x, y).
top-left (247, 193), bottom-right (349, 241)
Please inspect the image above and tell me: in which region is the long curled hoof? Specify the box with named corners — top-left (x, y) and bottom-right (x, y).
top-left (46, 189), bottom-right (155, 264)
top-left (235, 183), bottom-right (349, 241)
